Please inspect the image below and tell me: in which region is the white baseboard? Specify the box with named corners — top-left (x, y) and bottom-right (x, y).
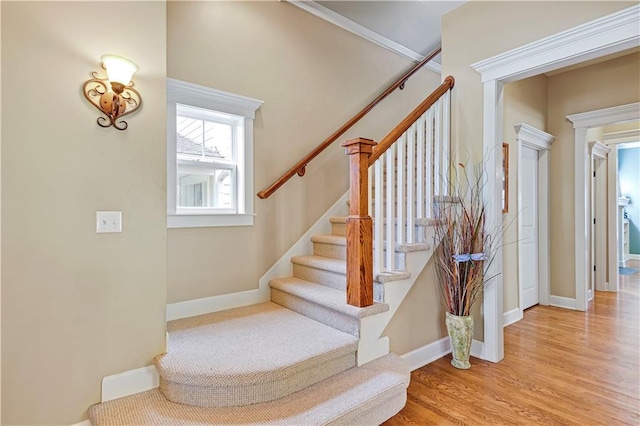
top-left (628, 254), bottom-right (640, 261)
top-left (549, 295), bottom-right (577, 310)
top-left (503, 308), bottom-right (523, 327)
top-left (166, 289), bottom-right (262, 321)
top-left (470, 339), bottom-right (484, 359)
top-left (166, 192), bottom-right (349, 321)
top-left (101, 365), bottom-right (159, 403)
top-left (401, 337), bottom-right (450, 371)
top-left (71, 421), bottom-right (92, 426)
top-left (401, 338), bottom-right (486, 371)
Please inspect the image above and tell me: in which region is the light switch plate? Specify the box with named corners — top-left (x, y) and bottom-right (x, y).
top-left (97, 211), bottom-right (122, 233)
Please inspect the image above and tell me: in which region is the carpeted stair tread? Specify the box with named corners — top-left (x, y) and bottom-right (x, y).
top-left (155, 302), bottom-right (358, 407)
top-left (375, 271), bottom-right (412, 283)
top-left (157, 302), bottom-right (357, 384)
top-left (292, 255), bottom-right (346, 274)
top-left (89, 353), bottom-right (409, 426)
top-left (270, 276), bottom-right (388, 318)
top-left (329, 216), bottom-right (347, 224)
top-left (390, 242), bottom-right (431, 253)
top-left (291, 254), bottom-right (411, 286)
top-left (311, 234), bottom-right (346, 246)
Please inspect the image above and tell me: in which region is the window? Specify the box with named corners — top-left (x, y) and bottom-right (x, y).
top-left (167, 79), bottom-right (263, 228)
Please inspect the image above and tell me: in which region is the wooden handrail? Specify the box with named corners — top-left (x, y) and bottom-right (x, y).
top-left (368, 75), bottom-right (455, 166)
top-left (257, 47), bottom-right (442, 199)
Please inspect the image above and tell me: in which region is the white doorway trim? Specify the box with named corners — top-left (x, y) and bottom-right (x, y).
top-left (470, 5), bottom-right (639, 361)
top-left (515, 124), bottom-right (554, 316)
top-left (589, 142), bottom-right (610, 297)
top-left (566, 103), bottom-right (640, 310)
top-left (604, 129), bottom-right (640, 287)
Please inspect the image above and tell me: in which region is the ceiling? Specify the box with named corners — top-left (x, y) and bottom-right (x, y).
top-left (289, 1), bottom-right (467, 68)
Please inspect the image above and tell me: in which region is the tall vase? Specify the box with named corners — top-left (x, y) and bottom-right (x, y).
top-left (445, 311), bottom-right (474, 369)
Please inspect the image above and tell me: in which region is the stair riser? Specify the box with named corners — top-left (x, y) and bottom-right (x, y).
top-left (313, 241), bottom-right (347, 260)
top-left (331, 384), bottom-right (408, 426)
top-left (331, 222), bottom-right (346, 236)
top-left (271, 288), bottom-right (360, 337)
top-left (293, 264), bottom-right (346, 290)
top-left (292, 264), bottom-right (385, 302)
top-left (159, 352), bottom-right (356, 408)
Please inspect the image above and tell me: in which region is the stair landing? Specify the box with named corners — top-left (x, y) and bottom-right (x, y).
top-left (89, 353), bottom-right (409, 426)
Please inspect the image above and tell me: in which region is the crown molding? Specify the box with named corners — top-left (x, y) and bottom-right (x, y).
top-left (589, 141), bottom-right (611, 160)
top-left (603, 129), bottom-right (640, 144)
top-left (472, 5), bottom-right (640, 83)
top-left (514, 123), bottom-right (555, 151)
top-left (286, 0), bottom-right (441, 73)
top-left (566, 102), bottom-right (640, 129)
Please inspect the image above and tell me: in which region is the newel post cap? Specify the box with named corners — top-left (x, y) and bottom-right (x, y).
top-left (341, 137), bottom-right (377, 155)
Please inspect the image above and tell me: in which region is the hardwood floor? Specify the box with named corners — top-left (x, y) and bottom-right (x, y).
top-left (384, 260), bottom-right (640, 425)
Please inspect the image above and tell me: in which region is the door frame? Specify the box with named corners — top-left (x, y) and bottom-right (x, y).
top-left (515, 124), bottom-right (554, 316)
top-left (589, 142), bottom-right (610, 298)
top-left (566, 104), bottom-right (639, 310)
top-left (471, 5), bottom-right (639, 360)
top-left (604, 129), bottom-right (640, 290)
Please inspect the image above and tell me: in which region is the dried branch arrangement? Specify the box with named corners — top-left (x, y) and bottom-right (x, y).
top-left (433, 162), bottom-right (498, 317)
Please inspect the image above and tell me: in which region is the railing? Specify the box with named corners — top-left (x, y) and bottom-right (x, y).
top-left (343, 76), bottom-right (454, 307)
top-left (257, 47), bottom-right (442, 199)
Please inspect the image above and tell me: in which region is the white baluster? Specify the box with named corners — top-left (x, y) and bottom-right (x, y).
top-left (385, 144), bottom-right (396, 271)
top-left (416, 114), bottom-right (425, 220)
top-left (442, 89), bottom-right (451, 196)
top-left (374, 159), bottom-right (383, 275)
top-left (396, 134), bottom-right (405, 247)
top-left (406, 124), bottom-right (415, 243)
top-left (426, 108), bottom-right (434, 218)
top-left (434, 98), bottom-right (442, 198)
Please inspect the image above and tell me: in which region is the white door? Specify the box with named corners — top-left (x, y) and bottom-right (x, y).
top-left (521, 146), bottom-right (539, 309)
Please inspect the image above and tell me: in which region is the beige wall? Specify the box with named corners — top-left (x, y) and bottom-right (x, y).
top-left (442, 1), bottom-right (635, 338)
top-left (547, 52), bottom-right (640, 297)
top-left (166, 1), bottom-right (441, 303)
top-left (1, 2), bottom-right (167, 424)
top-left (384, 258), bottom-right (448, 354)
top-left (502, 75), bottom-right (548, 314)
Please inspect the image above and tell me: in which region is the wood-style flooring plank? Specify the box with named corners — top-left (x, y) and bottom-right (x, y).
top-left (384, 260), bottom-right (640, 425)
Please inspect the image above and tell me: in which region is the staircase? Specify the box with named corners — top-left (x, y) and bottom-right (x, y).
top-left (88, 76), bottom-right (453, 425)
top-left (88, 211), bottom-right (435, 425)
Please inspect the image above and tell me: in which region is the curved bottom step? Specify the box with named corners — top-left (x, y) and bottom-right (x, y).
top-left (89, 353), bottom-right (409, 425)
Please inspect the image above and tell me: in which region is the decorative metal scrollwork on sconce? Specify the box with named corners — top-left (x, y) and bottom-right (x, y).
top-left (82, 54), bottom-right (142, 131)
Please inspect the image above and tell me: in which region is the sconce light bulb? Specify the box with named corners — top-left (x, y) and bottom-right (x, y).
top-left (101, 54), bottom-right (138, 87)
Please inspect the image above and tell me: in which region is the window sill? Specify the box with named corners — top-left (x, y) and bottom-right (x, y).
top-left (167, 213), bottom-right (254, 228)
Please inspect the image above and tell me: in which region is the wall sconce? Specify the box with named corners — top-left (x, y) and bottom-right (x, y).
top-left (82, 54), bottom-right (142, 130)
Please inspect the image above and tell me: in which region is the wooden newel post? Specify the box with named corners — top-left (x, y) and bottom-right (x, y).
top-left (341, 137), bottom-right (376, 307)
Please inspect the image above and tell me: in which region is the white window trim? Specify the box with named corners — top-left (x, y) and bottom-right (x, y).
top-left (167, 78), bottom-right (263, 228)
